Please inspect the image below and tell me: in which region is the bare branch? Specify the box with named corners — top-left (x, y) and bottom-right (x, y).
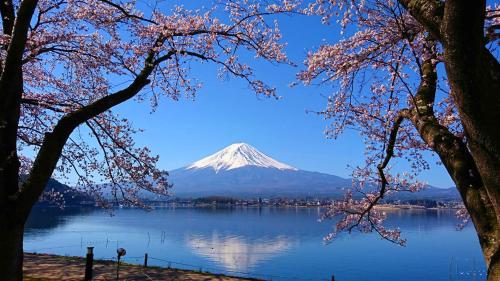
top-left (0, 0), bottom-right (15, 35)
top-left (377, 109), bottom-right (411, 199)
top-left (97, 0), bottom-right (157, 24)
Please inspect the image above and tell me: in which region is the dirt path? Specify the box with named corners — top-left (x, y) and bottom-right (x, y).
top-left (24, 253), bottom-right (260, 281)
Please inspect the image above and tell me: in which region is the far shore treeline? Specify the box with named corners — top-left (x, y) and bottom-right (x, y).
top-left (37, 177), bottom-right (462, 210)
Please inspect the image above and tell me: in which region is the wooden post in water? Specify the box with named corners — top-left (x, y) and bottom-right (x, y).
top-left (143, 253), bottom-right (148, 268)
top-left (331, 274), bottom-right (335, 281)
top-left (84, 247), bottom-right (94, 281)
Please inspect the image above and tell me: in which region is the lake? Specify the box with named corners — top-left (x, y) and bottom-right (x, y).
top-left (24, 206), bottom-right (486, 281)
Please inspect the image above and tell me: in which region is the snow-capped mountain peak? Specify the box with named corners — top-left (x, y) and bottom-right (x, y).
top-left (186, 143), bottom-right (298, 172)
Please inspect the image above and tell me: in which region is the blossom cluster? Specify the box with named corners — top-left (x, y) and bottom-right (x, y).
top-left (320, 190), bottom-right (406, 245)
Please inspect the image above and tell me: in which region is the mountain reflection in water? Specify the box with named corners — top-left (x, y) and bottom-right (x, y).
top-left (187, 233), bottom-right (294, 270)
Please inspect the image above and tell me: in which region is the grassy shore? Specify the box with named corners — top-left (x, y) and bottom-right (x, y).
top-left (24, 253), bottom-right (261, 281)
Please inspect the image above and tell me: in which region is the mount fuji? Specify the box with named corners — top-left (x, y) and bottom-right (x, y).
top-left (168, 143), bottom-right (352, 197)
top-left (186, 143), bottom-right (298, 172)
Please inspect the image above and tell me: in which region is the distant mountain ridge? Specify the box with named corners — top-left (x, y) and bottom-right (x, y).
top-left (170, 165), bottom-right (352, 197)
top-left (169, 143), bottom-right (348, 197)
top-left (37, 178), bottom-right (93, 206)
top-left (168, 143), bottom-right (460, 200)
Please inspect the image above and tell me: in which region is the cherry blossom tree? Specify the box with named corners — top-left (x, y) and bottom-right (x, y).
top-left (0, 0), bottom-right (298, 280)
top-left (299, 0), bottom-right (500, 280)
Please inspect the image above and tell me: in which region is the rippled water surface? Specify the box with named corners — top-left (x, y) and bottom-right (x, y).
top-left (25, 207), bottom-right (485, 281)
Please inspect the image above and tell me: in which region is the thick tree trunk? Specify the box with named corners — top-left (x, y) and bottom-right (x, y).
top-left (0, 85), bottom-right (23, 280)
top-left (467, 185), bottom-right (500, 281)
top-left (415, 118), bottom-right (500, 279)
top-left (441, 0), bottom-right (500, 220)
top-left (409, 51), bottom-right (500, 281)
top-left (413, 115), bottom-right (500, 280)
top-left (439, 2), bottom-right (500, 279)
top-left (0, 219), bottom-right (24, 281)
top-left (489, 256), bottom-right (500, 281)
top-left (443, 26), bottom-right (500, 281)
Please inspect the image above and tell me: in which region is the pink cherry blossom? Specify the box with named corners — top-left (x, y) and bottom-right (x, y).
top-left (11, 0), bottom-right (299, 208)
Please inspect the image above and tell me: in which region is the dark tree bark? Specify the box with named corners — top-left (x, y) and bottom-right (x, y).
top-left (0, 0), bottom-right (171, 279)
top-left (397, 0), bottom-right (500, 279)
top-left (0, 219), bottom-right (24, 281)
top-left (441, 0), bottom-right (500, 221)
top-left (0, 1), bottom-right (38, 280)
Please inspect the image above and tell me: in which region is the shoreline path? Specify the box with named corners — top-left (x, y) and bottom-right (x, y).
top-left (23, 253), bottom-right (260, 281)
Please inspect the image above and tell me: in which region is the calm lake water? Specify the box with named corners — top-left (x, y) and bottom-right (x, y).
top-left (24, 207), bottom-right (486, 281)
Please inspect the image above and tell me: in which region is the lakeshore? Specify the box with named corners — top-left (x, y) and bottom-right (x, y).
top-left (24, 253), bottom-right (259, 281)
top-left (130, 196), bottom-right (465, 210)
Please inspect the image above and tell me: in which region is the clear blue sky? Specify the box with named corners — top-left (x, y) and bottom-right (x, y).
top-left (113, 1), bottom-right (454, 188)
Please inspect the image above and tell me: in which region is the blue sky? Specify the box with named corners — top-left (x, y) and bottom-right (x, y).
top-left (113, 2), bottom-right (454, 188)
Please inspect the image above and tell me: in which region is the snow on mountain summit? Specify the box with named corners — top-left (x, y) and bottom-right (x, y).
top-left (186, 143), bottom-right (298, 172)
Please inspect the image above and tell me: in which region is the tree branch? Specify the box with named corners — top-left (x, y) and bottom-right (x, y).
top-left (15, 45), bottom-right (176, 218)
top-left (377, 109), bottom-right (411, 199)
top-left (397, 0), bottom-right (444, 40)
top-left (346, 109), bottom-right (410, 236)
top-left (0, 0), bottom-right (15, 35)
top-left (0, 0), bottom-right (38, 87)
top-left (97, 0), bottom-right (157, 24)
